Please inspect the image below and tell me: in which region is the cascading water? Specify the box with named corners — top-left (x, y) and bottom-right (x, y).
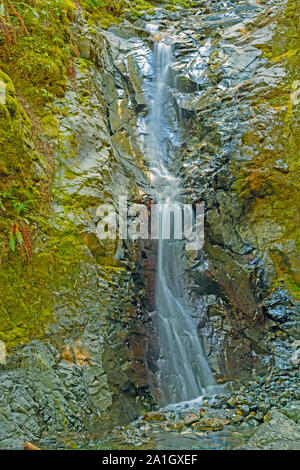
top-left (143, 34), bottom-right (216, 405)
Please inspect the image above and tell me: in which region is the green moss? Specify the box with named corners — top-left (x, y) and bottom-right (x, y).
top-left (0, 225), bottom-right (87, 350)
top-left (0, 70), bottom-right (45, 231)
top-left (232, 0), bottom-right (300, 298)
top-left (0, 3), bottom-right (112, 355)
top-left (80, 0), bottom-right (192, 25)
top-left (165, 0), bottom-right (190, 10)
top-left (0, 0), bottom-right (203, 350)
top-left (0, 1), bottom-right (80, 350)
top-left (283, 275), bottom-right (300, 298)
top-left (0, 1), bottom-right (76, 111)
top-left (81, 0), bottom-right (155, 24)
top-left (0, 0), bottom-right (192, 108)
top-left (0, 70), bottom-right (87, 350)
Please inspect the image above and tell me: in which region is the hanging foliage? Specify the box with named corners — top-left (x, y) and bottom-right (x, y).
top-left (0, 1), bottom-right (28, 47)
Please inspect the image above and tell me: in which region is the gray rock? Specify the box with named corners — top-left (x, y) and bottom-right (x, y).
top-left (236, 410), bottom-right (300, 450)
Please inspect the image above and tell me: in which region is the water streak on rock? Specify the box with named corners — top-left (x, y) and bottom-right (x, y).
top-left (143, 33), bottom-right (216, 405)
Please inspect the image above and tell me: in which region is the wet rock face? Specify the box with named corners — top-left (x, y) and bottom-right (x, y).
top-left (93, 370), bottom-right (299, 451)
top-left (0, 15), bottom-right (154, 449)
top-left (109, 1), bottom-right (299, 383)
top-left (0, 0), bottom-right (298, 448)
top-left (96, 0), bottom-right (299, 387)
top-left (153, 0), bottom-right (300, 381)
top-left (237, 409), bottom-right (300, 450)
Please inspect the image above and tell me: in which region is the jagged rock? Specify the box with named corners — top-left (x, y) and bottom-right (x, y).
top-left (281, 402), bottom-right (300, 424)
top-left (0, 0), bottom-right (298, 450)
top-left (236, 410), bottom-right (300, 450)
top-left (163, 421), bottom-right (184, 432)
top-left (142, 412), bottom-right (166, 423)
top-left (226, 397), bottom-right (238, 409)
top-left (183, 413), bottom-right (199, 426)
top-left (192, 417), bottom-right (226, 431)
top-left (236, 405), bottom-right (250, 417)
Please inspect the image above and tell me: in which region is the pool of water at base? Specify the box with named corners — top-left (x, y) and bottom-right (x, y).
top-left (39, 423), bottom-right (252, 450)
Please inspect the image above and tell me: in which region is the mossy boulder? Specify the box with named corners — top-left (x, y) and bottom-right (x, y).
top-left (192, 417), bottom-right (226, 432)
top-left (142, 412), bottom-right (166, 422)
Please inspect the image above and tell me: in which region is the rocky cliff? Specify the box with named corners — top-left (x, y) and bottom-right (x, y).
top-left (0, 0), bottom-right (299, 449)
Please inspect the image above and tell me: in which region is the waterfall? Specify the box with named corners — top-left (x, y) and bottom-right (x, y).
top-left (144, 37), bottom-right (216, 406)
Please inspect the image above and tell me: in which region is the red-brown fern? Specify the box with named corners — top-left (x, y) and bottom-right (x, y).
top-left (20, 221), bottom-right (33, 260)
top-left (6, 1), bottom-right (27, 35)
top-left (10, 221), bottom-right (16, 236)
top-left (0, 1), bottom-right (27, 48)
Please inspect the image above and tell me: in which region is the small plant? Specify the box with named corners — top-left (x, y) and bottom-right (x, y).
top-left (9, 221), bottom-right (22, 252)
top-left (0, 191), bottom-right (8, 215)
top-left (0, 1), bottom-right (28, 47)
top-left (86, 0), bottom-right (108, 7)
top-left (0, 192), bottom-right (34, 259)
top-left (8, 219), bottom-right (33, 259)
top-left (83, 0), bottom-right (127, 16)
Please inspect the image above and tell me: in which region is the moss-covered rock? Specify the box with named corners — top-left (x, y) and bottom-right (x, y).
top-left (231, 0), bottom-right (300, 297)
top-left (192, 417), bottom-right (225, 432)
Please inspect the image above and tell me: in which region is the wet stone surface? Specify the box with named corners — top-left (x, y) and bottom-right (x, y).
top-left (0, 0), bottom-right (299, 450)
top-left (36, 370), bottom-right (300, 450)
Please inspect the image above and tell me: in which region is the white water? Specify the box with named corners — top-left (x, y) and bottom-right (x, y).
top-left (144, 36), bottom-right (216, 405)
